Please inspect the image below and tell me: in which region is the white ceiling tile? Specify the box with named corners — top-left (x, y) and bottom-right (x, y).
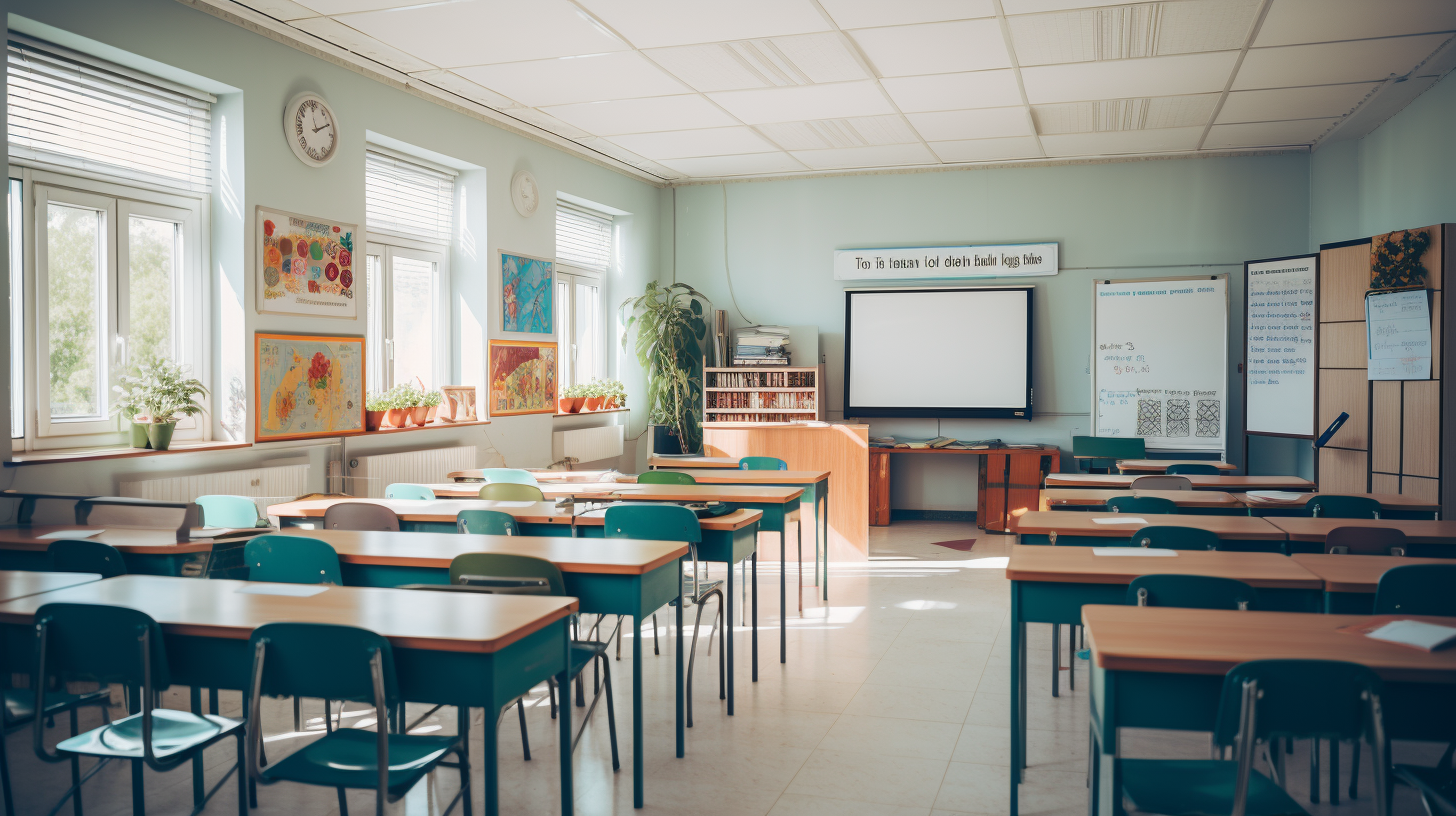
top-left (1256, 0), bottom-right (1456, 48)
top-left (758, 115), bottom-right (918, 150)
top-left (338, 0), bottom-right (630, 69)
top-left (645, 44), bottom-right (770, 92)
top-left (850, 19), bottom-right (1011, 76)
top-left (500, 106), bottom-right (594, 140)
top-left (1039, 126), bottom-right (1204, 156)
top-left (881, 70), bottom-right (1024, 112)
top-left (1235, 35), bottom-right (1454, 89)
top-left (576, 0), bottom-right (830, 49)
top-left (1203, 118), bottom-right (1340, 149)
top-left (288, 17), bottom-right (436, 73)
top-left (1034, 94), bottom-right (1218, 133)
top-left (542, 95), bottom-right (738, 135)
top-left (771, 33), bottom-right (870, 83)
top-left (1010, 0), bottom-right (1258, 66)
top-left (658, 152), bottom-right (808, 177)
top-left (791, 143), bottom-right (938, 170)
top-left (1216, 84), bottom-right (1380, 124)
top-left (708, 81), bottom-right (894, 124)
top-left (453, 52), bottom-right (687, 108)
top-left (242, 0), bottom-right (321, 21)
top-left (820, 0), bottom-right (995, 29)
top-left (930, 135), bottom-right (1044, 162)
top-left (908, 107), bottom-right (1032, 141)
top-left (1002, 0), bottom-right (1141, 13)
top-left (608, 127), bottom-right (777, 159)
top-left (1022, 51), bottom-right (1239, 103)
top-left (292, 0), bottom-right (410, 13)
top-left (645, 33), bottom-right (865, 93)
top-left (408, 70), bottom-right (520, 109)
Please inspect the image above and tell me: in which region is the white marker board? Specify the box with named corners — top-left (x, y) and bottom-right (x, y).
top-left (1245, 255), bottom-right (1316, 436)
top-left (1093, 277), bottom-right (1228, 452)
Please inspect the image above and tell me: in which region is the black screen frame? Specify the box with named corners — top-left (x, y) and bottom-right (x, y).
top-left (843, 286), bottom-right (1034, 420)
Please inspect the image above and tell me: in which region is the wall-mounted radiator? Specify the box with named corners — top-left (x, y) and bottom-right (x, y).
top-left (348, 445), bottom-right (476, 497)
top-left (552, 425), bottom-right (624, 465)
top-left (119, 463), bottom-right (310, 502)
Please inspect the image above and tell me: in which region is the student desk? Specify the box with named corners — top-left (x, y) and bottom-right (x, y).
top-left (1113, 459), bottom-right (1237, 473)
top-left (1043, 473), bottom-right (1315, 491)
top-left (0, 525), bottom-right (265, 577)
top-left (1242, 491), bottom-right (1441, 519)
top-left (0, 569), bottom-right (100, 601)
top-left (0, 575), bottom-right (578, 816)
top-left (269, 497), bottom-right (576, 536)
top-left (1083, 605), bottom-right (1456, 816)
top-left (1039, 489), bottom-right (1242, 513)
top-left (1013, 511), bottom-right (1287, 551)
top-left (646, 455), bottom-right (739, 468)
top-left (1265, 517), bottom-right (1456, 556)
top-left (273, 528), bottom-right (688, 808)
top-left (1290, 553), bottom-right (1456, 613)
top-left (1003, 546), bottom-right (1322, 816)
top-left (869, 445), bottom-right (1060, 533)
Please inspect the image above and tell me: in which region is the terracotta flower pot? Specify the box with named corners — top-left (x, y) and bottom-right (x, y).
top-left (365, 410), bottom-right (386, 431)
top-left (386, 408), bottom-right (409, 428)
top-left (569, 397), bottom-right (585, 413)
top-left (411, 406), bottom-right (430, 426)
top-left (558, 397), bottom-right (574, 414)
top-left (604, 396), bottom-right (618, 409)
top-left (584, 396), bottom-right (604, 411)
top-left (426, 405), bottom-right (438, 423)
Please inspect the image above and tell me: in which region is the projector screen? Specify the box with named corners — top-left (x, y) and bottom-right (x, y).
top-left (844, 287), bottom-right (1033, 419)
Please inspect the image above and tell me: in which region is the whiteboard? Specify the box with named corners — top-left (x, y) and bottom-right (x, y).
top-left (1093, 278), bottom-right (1228, 451)
top-left (1245, 256), bottom-right (1316, 436)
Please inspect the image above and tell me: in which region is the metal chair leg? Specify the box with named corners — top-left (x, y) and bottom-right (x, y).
top-left (1051, 624), bottom-right (1060, 698)
top-left (1310, 739), bottom-right (1321, 804)
top-left (686, 588), bottom-right (725, 728)
top-left (131, 759), bottom-right (145, 816)
top-left (602, 656), bottom-right (620, 772)
top-left (517, 700), bottom-right (531, 761)
top-left (1350, 739), bottom-right (1361, 799)
top-left (652, 613), bottom-right (660, 656)
top-left (336, 786), bottom-right (348, 816)
top-left (1330, 739), bottom-right (1340, 805)
top-left (547, 678), bottom-right (557, 720)
top-left (70, 708), bottom-right (82, 816)
top-left (1069, 625), bottom-right (1076, 691)
top-left (293, 697), bottom-right (301, 732)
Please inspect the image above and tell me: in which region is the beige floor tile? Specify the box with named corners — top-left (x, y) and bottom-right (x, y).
top-left (786, 749), bottom-right (950, 809)
top-left (842, 684), bottom-right (975, 724)
top-left (818, 714), bottom-right (963, 760)
top-left (932, 761), bottom-right (1010, 814)
top-left (952, 724), bottom-right (1011, 766)
top-left (768, 792), bottom-right (931, 816)
top-left (864, 658), bottom-right (983, 694)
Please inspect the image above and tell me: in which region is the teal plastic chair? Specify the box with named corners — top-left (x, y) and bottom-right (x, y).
top-left (738, 456), bottom-right (787, 470)
top-left (456, 508), bottom-right (521, 536)
top-left (197, 495), bottom-right (266, 528)
top-left (1373, 564), bottom-right (1456, 616)
top-left (1120, 660), bottom-right (1389, 816)
top-left (638, 471), bottom-right (698, 485)
top-left (244, 535), bottom-right (342, 585)
top-left (1072, 436), bottom-right (1145, 473)
top-left (478, 482), bottom-right (545, 501)
top-left (1106, 495), bottom-right (1178, 514)
top-left (478, 468), bottom-right (539, 486)
top-left (1305, 495), bottom-right (1380, 519)
top-left (1131, 525), bottom-right (1222, 551)
top-left (48, 539), bottom-right (128, 578)
top-left (33, 603), bottom-right (246, 816)
top-left (245, 623), bottom-right (468, 816)
top-left (1127, 574), bottom-right (1258, 610)
top-left (1165, 463), bottom-right (1221, 475)
top-left (384, 484), bottom-right (435, 500)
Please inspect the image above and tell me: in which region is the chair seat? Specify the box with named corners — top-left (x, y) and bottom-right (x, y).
top-left (57, 709), bottom-right (242, 760)
top-left (260, 727), bottom-right (459, 799)
top-left (3, 686), bottom-right (110, 727)
top-left (1121, 758), bottom-right (1309, 816)
top-left (570, 641), bottom-right (610, 677)
top-left (1396, 765), bottom-right (1456, 816)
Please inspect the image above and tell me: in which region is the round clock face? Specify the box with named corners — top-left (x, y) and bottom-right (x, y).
top-left (285, 93), bottom-right (338, 167)
top-left (511, 170), bottom-right (538, 217)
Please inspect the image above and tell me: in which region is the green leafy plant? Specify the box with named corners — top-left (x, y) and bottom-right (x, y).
top-left (562, 382), bottom-right (591, 399)
top-left (1371, 228), bottom-right (1432, 290)
top-left (620, 282), bottom-right (710, 453)
top-left (422, 390), bottom-right (443, 407)
top-left (111, 358), bottom-right (207, 425)
top-left (365, 391), bottom-right (391, 412)
top-left (601, 379), bottom-right (627, 404)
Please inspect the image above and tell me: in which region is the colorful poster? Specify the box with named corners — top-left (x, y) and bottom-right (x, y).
top-left (488, 340), bottom-right (556, 416)
top-left (258, 206), bottom-right (357, 318)
top-left (501, 252), bottom-right (552, 334)
top-left (255, 333), bottom-right (365, 441)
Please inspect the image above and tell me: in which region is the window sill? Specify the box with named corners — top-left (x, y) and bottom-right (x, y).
top-left (553, 407), bottom-right (629, 418)
top-left (6, 439), bottom-right (251, 466)
top-left (362, 419), bottom-right (490, 435)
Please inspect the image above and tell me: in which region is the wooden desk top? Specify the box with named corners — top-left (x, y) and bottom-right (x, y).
top-left (871, 445), bottom-right (1056, 456)
top-left (648, 469), bottom-right (830, 485)
top-left (0, 570), bottom-right (100, 602)
top-left (0, 525), bottom-right (263, 554)
top-left (1007, 544), bottom-right (1322, 589)
top-left (1014, 511), bottom-right (1286, 540)
top-left (1290, 553), bottom-right (1456, 594)
top-left (427, 482), bottom-right (804, 504)
top-left (1040, 489), bottom-right (1240, 508)
top-left (1241, 492), bottom-right (1440, 511)
top-left (1083, 605), bottom-right (1456, 683)
top-left (648, 455), bottom-right (740, 469)
top-left (572, 506), bottom-right (762, 532)
top-left (1115, 459), bottom-right (1237, 473)
top-left (273, 529), bottom-right (688, 575)
top-left (1044, 474), bottom-right (1316, 491)
top-left (446, 469), bottom-right (628, 483)
top-left (0, 575), bottom-right (575, 654)
top-left (1267, 517), bottom-right (1456, 544)
top-left (266, 498), bottom-right (575, 526)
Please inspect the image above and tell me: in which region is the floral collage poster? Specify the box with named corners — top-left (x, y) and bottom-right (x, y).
top-left (501, 252), bottom-right (552, 334)
top-left (255, 333), bottom-right (365, 441)
top-left (258, 206), bottom-right (357, 318)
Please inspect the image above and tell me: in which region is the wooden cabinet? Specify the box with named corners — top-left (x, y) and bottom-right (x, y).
top-left (869, 446), bottom-right (1059, 532)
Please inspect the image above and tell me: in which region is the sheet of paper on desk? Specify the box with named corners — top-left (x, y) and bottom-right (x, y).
top-left (36, 529), bottom-right (103, 539)
top-left (1246, 491), bottom-right (1304, 502)
top-left (1092, 517), bottom-right (1148, 524)
top-left (1092, 548), bottom-right (1177, 556)
top-left (1363, 619), bottom-right (1456, 652)
top-left (236, 584), bottom-right (329, 597)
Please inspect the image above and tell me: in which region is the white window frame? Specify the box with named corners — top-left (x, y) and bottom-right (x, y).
top-left (555, 264), bottom-right (605, 389)
top-left (365, 235), bottom-right (450, 392)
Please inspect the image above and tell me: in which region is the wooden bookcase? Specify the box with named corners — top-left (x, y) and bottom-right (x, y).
top-left (702, 364), bottom-right (825, 424)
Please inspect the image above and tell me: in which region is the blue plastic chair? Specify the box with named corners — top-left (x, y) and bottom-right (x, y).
top-left (1127, 574), bottom-right (1258, 610)
top-left (384, 484), bottom-right (435, 500)
top-left (1106, 495), bottom-right (1178, 515)
top-left (243, 535), bottom-right (342, 585)
top-left (478, 468), bottom-right (539, 486)
top-left (1164, 463), bottom-right (1221, 475)
top-left (456, 509), bottom-right (520, 536)
top-left (48, 539), bottom-right (129, 578)
top-left (197, 495), bottom-right (266, 528)
top-left (1373, 563), bottom-right (1456, 616)
top-left (1130, 525), bottom-right (1222, 551)
top-left (739, 456), bottom-right (787, 471)
top-left (1305, 495), bottom-right (1380, 519)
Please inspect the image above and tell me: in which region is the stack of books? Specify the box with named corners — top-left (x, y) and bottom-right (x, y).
top-left (734, 325), bottom-right (791, 366)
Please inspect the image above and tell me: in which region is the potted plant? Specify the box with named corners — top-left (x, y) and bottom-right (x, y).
top-left (364, 391), bottom-right (390, 431)
top-left (601, 379), bottom-right (626, 409)
top-left (111, 368), bottom-right (150, 448)
top-left (423, 389), bottom-right (443, 423)
top-left (620, 282), bottom-right (710, 455)
top-left (112, 359), bottom-right (207, 451)
top-left (561, 383), bottom-right (589, 413)
top-left (583, 379), bottom-right (605, 412)
top-left (384, 385), bottom-right (411, 428)
top-left (405, 385), bottom-right (429, 426)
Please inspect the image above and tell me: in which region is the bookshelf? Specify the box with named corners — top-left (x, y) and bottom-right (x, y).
top-left (703, 364), bottom-right (825, 424)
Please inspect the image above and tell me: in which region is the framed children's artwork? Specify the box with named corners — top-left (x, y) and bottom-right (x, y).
top-left (500, 251), bottom-right (552, 334)
top-left (440, 385), bottom-right (477, 421)
top-left (488, 340), bottom-right (557, 416)
top-left (257, 206), bottom-right (358, 318)
top-left (255, 333), bottom-right (365, 442)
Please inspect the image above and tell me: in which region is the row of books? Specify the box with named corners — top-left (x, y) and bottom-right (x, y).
top-left (705, 412), bottom-right (807, 423)
top-left (708, 370), bottom-right (816, 388)
top-left (708, 391), bottom-right (816, 409)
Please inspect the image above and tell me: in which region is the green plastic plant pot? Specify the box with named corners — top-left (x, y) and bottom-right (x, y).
top-left (129, 420), bottom-right (152, 449)
top-left (146, 421), bottom-right (177, 451)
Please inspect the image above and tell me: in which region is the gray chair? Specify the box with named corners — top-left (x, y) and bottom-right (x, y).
top-left (1130, 475), bottom-right (1193, 491)
top-left (322, 502), bottom-right (400, 531)
top-left (1326, 526), bottom-right (1407, 556)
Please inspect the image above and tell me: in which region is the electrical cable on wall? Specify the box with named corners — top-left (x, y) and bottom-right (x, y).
top-left (722, 184), bottom-right (755, 326)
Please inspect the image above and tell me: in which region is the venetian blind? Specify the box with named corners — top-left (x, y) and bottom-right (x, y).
top-left (556, 201), bottom-right (613, 271)
top-left (365, 149), bottom-right (456, 243)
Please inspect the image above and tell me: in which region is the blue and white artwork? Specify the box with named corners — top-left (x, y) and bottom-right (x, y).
top-left (501, 252), bottom-right (553, 334)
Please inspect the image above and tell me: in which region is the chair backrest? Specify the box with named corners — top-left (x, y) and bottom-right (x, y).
top-left (1325, 526), bottom-right (1407, 556)
top-left (196, 495), bottom-right (264, 528)
top-left (456, 509), bottom-right (520, 536)
top-left (638, 470), bottom-right (698, 485)
top-left (1106, 496), bottom-right (1178, 515)
top-left (1130, 525), bottom-right (1221, 551)
top-left (1164, 463), bottom-right (1221, 475)
top-left (384, 483), bottom-right (435, 500)
top-left (477, 482), bottom-right (546, 501)
top-left (478, 468), bottom-right (539, 486)
top-left (1213, 659), bottom-right (1382, 745)
top-left (1373, 564), bottom-right (1456, 616)
top-left (449, 553), bottom-right (565, 596)
top-left (1127, 574), bottom-right (1257, 610)
top-left (738, 456), bottom-right (787, 471)
top-left (34, 603), bottom-right (169, 689)
top-left (1072, 436), bottom-right (1145, 459)
top-left (248, 622), bottom-right (397, 706)
top-left (604, 503), bottom-right (702, 544)
top-left (47, 539), bottom-right (128, 578)
top-left (1305, 494), bottom-right (1381, 519)
top-left (1129, 475), bottom-right (1193, 491)
top-left (323, 502), bottom-right (401, 531)
top-left (244, 534), bottom-right (342, 584)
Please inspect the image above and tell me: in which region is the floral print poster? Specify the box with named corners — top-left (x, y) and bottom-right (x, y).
top-left (255, 333), bottom-right (364, 441)
top-left (257, 206), bottom-right (357, 318)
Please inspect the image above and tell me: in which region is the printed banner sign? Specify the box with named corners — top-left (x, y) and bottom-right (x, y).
top-left (834, 243), bottom-right (1058, 281)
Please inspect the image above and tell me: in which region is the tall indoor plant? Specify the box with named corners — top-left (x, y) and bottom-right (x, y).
top-left (620, 282), bottom-right (711, 455)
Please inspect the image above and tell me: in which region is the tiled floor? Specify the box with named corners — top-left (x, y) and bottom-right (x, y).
top-left (6, 521), bottom-right (1440, 814)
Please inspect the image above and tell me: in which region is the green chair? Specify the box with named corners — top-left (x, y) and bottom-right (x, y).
top-left (1129, 475), bottom-right (1193, 490)
top-left (1106, 496), bottom-right (1178, 514)
top-left (1325, 526), bottom-right (1407, 556)
top-left (245, 622), bottom-right (469, 816)
top-left (478, 482), bottom-right (546, 501)
top-left (196, 495), bottom-right (267, 528)
top-left (478, 468), bottom-right (539, 485)
top-left (1127, 574), bottom-right (1257, 610)
top-left (1165, 463), bottom-right (1221, 475)
top-left (638, 471), bottom-right (698, 485)
top-left (738, 456), bottom-right (787, 470)
top-left (48, 539), bottom-right (128, 578)
top-left (456, 509), bottom-right (520, 536)
top-left (1072, 436), bottom-right (1144, 473)
top-left (244, 535), bottom-right (342, 585)
top-left (384, 484), bottom-right (435, 500)
top-left (1131, 525), bottom-right (1222, 551)
top-left (1305, 495), bottom-right (1381, 519)
top-left (1374, 564), bottom-right (1456, 616)
top-left (33, 603), bottom-right (246, 816)
top-left (1119, 659), bottom-right (1389, 816)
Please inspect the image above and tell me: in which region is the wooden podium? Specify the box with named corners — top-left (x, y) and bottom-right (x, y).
top-left (869, 445), bottom-right (1060, 532)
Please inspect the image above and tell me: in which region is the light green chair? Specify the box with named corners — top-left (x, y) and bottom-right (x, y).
top-left (478, 482), bottom-right (545, 502)
top-left (456, 509), bottom-right (520, 536)
top-left (197, 495), bottom-right (267, 528)
top-left (738, 456), bottom-right (787, 471)
top-left (384, 484), bottom-right (435, 500)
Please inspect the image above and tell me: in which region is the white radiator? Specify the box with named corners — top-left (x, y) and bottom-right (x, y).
top-left (119, 464), bottom-right (310, 502)
top-left (348, 445), bottom-right (476, 498)
top-left (552, 425), bottom-right (624, 465)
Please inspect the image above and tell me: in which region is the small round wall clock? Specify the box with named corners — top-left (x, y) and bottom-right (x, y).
top-left (511, 170), bottom-right (539, 217)
top-left (284, 92), bottom-right (339, 167)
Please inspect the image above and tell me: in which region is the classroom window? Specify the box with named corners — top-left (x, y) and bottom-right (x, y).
top-left (554, 201), bottom-right (611, 389)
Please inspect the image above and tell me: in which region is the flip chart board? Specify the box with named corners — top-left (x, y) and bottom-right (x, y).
top-left (1093, 277), bottom-right (1228, 452)
top-left (1366, 290), bottom-right (1432, 380)
top-left (1245, 255), bottom-right (1316, 436)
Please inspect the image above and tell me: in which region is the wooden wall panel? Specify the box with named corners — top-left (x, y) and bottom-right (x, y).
top-left (1403, 476), bottom-right (1440, 502)
top-left (1371, 473), bottom-right (1400, 494)
top-left (1319, 322), bottom-right (1368, 368)
top-left (1433, 292), bottom-right (1443, 377)
top-left (1318, 369), bottom-right (1369, 450)
top-left (1402, 380), bottom-right (1441, 478)
top-left (1321, 242), bottom-right (1373, 321)
top-left (1371, 381), bottom-right (1402, 472)
top-left (1319, 447), bottom-right (1368, 494)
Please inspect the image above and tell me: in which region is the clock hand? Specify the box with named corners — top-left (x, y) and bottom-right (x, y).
top-left (312, 123), bottom-right (332, 133)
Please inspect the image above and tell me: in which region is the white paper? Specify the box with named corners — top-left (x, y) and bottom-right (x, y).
top-left (1365, 619), bottom-right (1456, 651)
top-left (1367, 290), bottom-right (1432, 381)
top-left (1245, 257), bottom-right (1316, 436)
top-left (1092, 547), bottom-right (1178, 556)
top-left (236, 584), bottom-right (329, 597)
top-left (1246, 491), bottom-right (1304, 502)
top-left (1092, 517), bottom-right (1148, 525)
top-left (36, 529), bottom-right (102, 539)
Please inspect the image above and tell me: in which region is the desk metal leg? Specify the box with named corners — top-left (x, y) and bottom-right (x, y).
top-left (781, 529), bottom-right (788, 664)
top-left (676, 559), bottom-right (684, 759)
top-left (821, 486), bottom-right (830, 601)
top-left (726, 561), bottom-right (736, 716)
top-left (752, 551), bottom-right (759, 682)
top-left (190, 687), bottom-right (204, 808)
top-left (485, 704), bottom-right (499, 816)
top-left (633, 610), bottom-right (644, 808)
top-left (1010, 583), bottom-right (1023, 816)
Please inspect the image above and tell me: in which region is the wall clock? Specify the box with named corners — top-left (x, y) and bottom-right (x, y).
top-left (284, 92), bottom-right (339, 167)
top-left (511, 170), bottom-right (539, 217)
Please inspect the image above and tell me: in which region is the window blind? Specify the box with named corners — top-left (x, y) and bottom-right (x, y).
top-left (556, 202), bottom-right (613, 271)
top-left (365, 150), bottom-right (456, 243)
top-left (7, 39), bottom-right (214, 192)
